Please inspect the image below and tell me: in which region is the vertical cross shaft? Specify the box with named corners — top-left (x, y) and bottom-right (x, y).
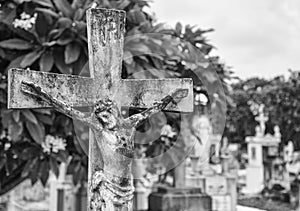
top-left (86, 9), bottom-right (128, 211)
top-left (87, 9), bottom-right (125, 95)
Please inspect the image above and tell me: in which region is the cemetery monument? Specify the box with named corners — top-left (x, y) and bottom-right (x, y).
top-left (245, 104), bottom-right (281, 194)
top-left (7, 8), bottom-right (194, 211)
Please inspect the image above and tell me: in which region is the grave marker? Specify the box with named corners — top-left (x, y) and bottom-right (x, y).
top-left (245, 104), bottom-right (281, 194)
top-left (7, 8), bottom-right (193, 211)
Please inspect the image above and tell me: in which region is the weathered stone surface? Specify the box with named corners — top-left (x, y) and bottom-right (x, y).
top-left (8, 69), bottom-right (193, 112)
top-left (117, 78), bottom-right (193, 111)
top-left (8, 68), bottom-right (95, 109)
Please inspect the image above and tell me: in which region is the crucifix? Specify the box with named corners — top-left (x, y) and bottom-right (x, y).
top-left (7, 8), bottom-right (193, 211)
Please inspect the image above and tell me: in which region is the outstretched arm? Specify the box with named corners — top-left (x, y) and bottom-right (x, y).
top-left (21, 81), bottom-right (102, 130)
top-left (124, 88), bottom-right (189, 127)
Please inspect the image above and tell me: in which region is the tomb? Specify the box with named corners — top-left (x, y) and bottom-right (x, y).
top-left (183, 113), bottom-right (237, 211)
top-left (148, 114), bottom-right (212, 211)
top-left (245, 104), bottom-right (281, 194)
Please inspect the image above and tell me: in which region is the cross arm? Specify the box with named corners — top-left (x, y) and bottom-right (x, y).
top-left (124, 88), bottom-right (189, 127)
top-left (116, 78), bottom-right (194, 112)
top-left (7, 68), bottom-right (96, 109)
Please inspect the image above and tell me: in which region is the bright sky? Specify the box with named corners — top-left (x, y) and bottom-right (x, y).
top-left (150, 0), bottom-right (300, 79)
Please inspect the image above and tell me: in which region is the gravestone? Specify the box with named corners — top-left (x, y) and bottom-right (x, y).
top-left (7, 8), bottom-right (193, 211)
top-left (49, 163), bottom-right (77, 211)
top-left (6, 180), bottom-right (49, 211)
top-left (245, 105), bottom-right (281, 194)
top-left (185, 139), bottom-right (238, 211)
top-left (148, 111), bottom-right (212, 211)
top-left (183, 113), bottom-right (237, 211)
top-left (132, 159), bottom-right (153, 211)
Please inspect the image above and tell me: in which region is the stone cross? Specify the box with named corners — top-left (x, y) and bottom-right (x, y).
top-left (7, 8), bottom-right (193, 211)
top-left (255, 104), bottom-right (268, 135)
top-left (284, 141), bottom-right (294, 162)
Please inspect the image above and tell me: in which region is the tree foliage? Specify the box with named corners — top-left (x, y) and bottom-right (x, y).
top-left (225, 70), bottom-right (300, 149)
top-left (0, 0), bottom-right (231, 194)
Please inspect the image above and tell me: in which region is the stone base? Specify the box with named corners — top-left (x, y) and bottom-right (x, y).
top-left (148, 186), bottom-right (211, 211)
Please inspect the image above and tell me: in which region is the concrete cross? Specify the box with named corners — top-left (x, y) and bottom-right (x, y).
top-left (255, 104), bottom-right (268, 135)
top-left (7, 8), bottom-right (193, 211)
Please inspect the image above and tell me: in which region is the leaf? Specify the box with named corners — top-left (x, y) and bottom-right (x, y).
top-left (35, 8), bottom-right (59, 18)
top-left (125, 42), bottom-right (151, 55)
top-left (1, 110), bottom-right (12, 128)
top-left (0, 90), bottom-right (6, 104)
top-left (72, 52), bottom-right (87, 75)
top-left (8, 120), bottom-right (23, 141)
top-left (123, 50), bottom-right (133, 65)
top-left (73, 121), bottom-right (89, 155)
top-left (56, 151), bottom-right (68, 163)
top-left (65, 42), bottom-right (80, 64)
top-left (54, 49), bottom-right (72, 74)
top-left (22, 110), bottom-right (38, 124)
top-left (39, 52), bottom-right (54, 72)
top-left (35, 12), bottom-right (49, 38)
top-left (72, 162), bottom-right (82, 185)
top-left (50, 156), bottom-right (59, 177)
top-left (0, 39), bottom-right (33, 50)
top-left (48, 29), bottom-right (64, 40)
top-left (13, 28), bottom-right (37, 42)
top-left (0, 156), bottom-right (7, 170)
top-left (79, 62), bottom-right (89, 77)
top-left (22, 159), bottom-right (36, 177)
top-left (26, 122), bottom-right (45, 144)
top-left (39, 160), bottom-right (50, 186)
top-left (5, 55), bottom-right (26, 71)
top-left (30, 159), bottom-right (40, 185)
top-left (128, 10), bottom-right (146, 24)
top-left (4, 152), bottom-right (15, 175)
top-left (57, 17), bottom-right (73, 29)
top-left (116, 0), bottom-right (130, 9)
top-left (56, 30), bottom-right (73, 45)
top-left (20, 147), bottom-right (39, 160)
top-left (12, 110), bottom-right (20, 122)
top-left (2, 9), bottom-right (16, 25)
top-left (35, 113), bottom-right (53, 125)
top-left (0, 49), bottom-right (5, 58)
top-left (20, 50), bottom-right (43, 68)
top-left (33, 108), bottom-right (51, 115)
top-left (74, 9), bottom-right (85, 21)
top-left (74, 21), bottom-right (87, 34)
top-left (134, 10), bottom-right (146, 23)
top-left (53, 0), bottom-right (74, 18)
top-left (32, 0), bottom-right (54, 8)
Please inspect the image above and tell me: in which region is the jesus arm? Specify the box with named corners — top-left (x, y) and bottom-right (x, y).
top-left (124, 88), bottom-right (189, 127)
top-left (21, 81), bottom-right (102, 130)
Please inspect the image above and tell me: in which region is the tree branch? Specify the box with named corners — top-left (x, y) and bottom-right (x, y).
top-left (124, 88), bottom-right (189, 127)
